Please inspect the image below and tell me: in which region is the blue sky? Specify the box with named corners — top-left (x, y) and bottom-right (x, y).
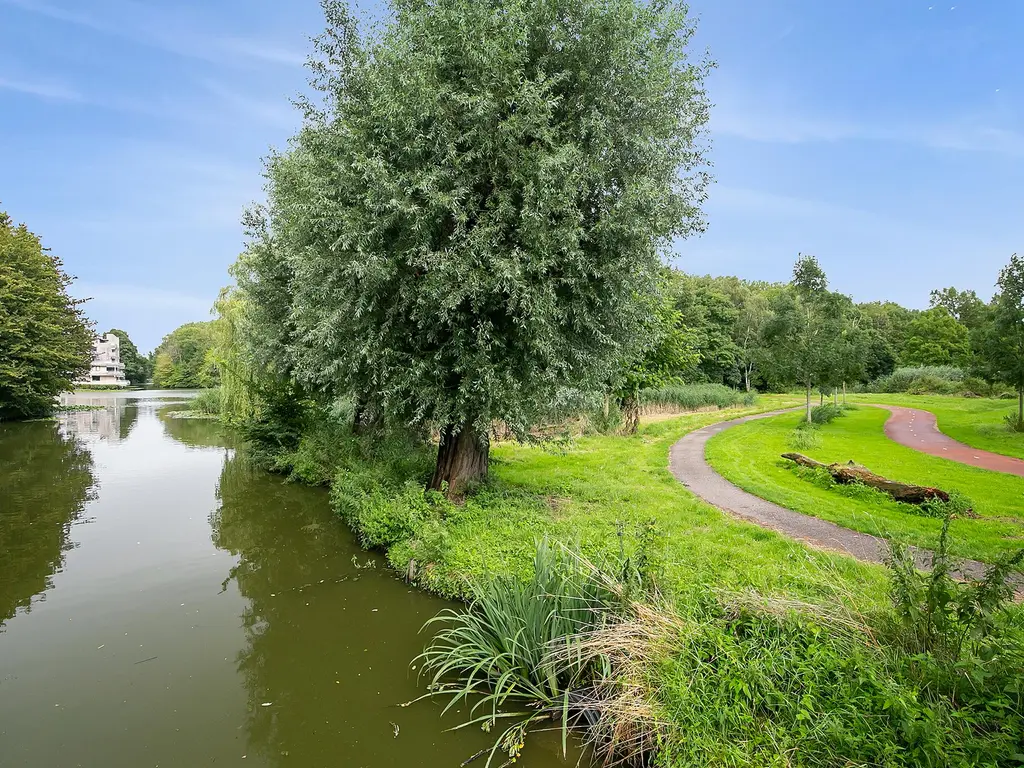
top-left (1, 0), bottom-right (1021, 352)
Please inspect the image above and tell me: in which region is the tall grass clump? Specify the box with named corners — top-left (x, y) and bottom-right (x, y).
top-left (185, 386), bottom-right (223, 416)
top-left (640, 383), bottom-right (754, 413)
top-left (418, 529), bottom-right (1024, 768)
top-left (417, 540), bottom-right (626, 765)
top-left (865, 366), bottom-right (966, 394)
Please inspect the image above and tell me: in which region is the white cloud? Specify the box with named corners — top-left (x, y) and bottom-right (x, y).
top-left (712, 86), bottom-right (1024, 158)
top-left (1, 0), bottom-right (306, 69)
top-left (0, 75), bottom-right (82, 101)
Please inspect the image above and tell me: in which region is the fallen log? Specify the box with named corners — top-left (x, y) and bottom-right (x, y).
top-left (781, 452), bottom-right (950, 504)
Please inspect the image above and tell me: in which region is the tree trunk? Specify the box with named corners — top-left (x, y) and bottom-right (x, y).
top-left (833, 388), bottom-right (838, 407)
top-left (744, 365), bottom-right (751, 393)
top-left (819, 390), bottom-right (824, 407)
top-left (805, 383), bottom-right (812, 423)
top-left (352, 398), bottom-right (366, 435)
top-left (782, 453), bottom-right (951, 505)
top-left (429, 422), bottom-right (489, 497)
top-left (623, 396), bottom-right (640, 434)
top-left (843, 381), bottom-right (847, 405)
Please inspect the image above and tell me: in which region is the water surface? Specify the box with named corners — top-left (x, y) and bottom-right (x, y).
top-left (0, 391), bottom-right (570, 767)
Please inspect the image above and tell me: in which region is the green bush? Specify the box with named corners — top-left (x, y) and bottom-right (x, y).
top-left (810, 403), bottom-right (846, 424)
top-left (640, 383), bottom-right (755, 412)
top-left (866, 366), bottom-right (965, 394)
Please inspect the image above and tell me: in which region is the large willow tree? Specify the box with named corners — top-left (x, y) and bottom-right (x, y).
top-left (238, 0), bottom-right (712, 493)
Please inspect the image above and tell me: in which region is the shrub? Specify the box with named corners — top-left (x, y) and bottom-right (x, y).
top-left (960, 376), bottom-right (993, 397)
top-left (1003, 411), bottom-right (1024, 433)
top-left (810, 403), bottom-right (846, 424)
top-left (866, 366), bottom-right (965, 394)
top-left (640, 383), bottom-right (755, 412)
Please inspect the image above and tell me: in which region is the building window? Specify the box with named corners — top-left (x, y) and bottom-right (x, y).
top-left (92, 376), bottom-right (100, 381)
top-left (107, 367), bottom-right (115, 372)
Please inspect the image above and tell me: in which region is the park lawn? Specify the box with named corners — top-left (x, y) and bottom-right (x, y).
top-left (851, 393), bottom-right (1024, 459)
top-left (706, 405), bottom-right (1024, 566)
top-left (395, 395), bottom-right (892, 613)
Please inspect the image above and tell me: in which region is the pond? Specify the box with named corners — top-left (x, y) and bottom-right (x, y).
top-left (0, 391), bottom-right (573, 767)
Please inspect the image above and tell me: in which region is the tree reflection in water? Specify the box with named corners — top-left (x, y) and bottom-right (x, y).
top-left (207, 452), bottom-right (523, 767)
top-left (0, 421), bottom-right (95, 625)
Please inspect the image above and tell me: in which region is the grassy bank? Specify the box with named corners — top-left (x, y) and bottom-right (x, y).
top-left (706, 406), bottom-right (1024, 565)
top-left (851, 393), bottom-right (1024, 459)
top-left (269, 395), bottom-right (890, 610)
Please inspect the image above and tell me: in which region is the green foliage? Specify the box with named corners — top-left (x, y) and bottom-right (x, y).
top-left (151, 321), bottom-right (217, 389)
top-left (886, 519), bottom-right (1024, 728)
top-left (186, 387), bottom-right (222, 416)
top-left (640, 383), bottom-right (754, 411)
top-left (236, 0), bottom-right (713, 473)
top-left (417, 541), bottom-right (621, 764)
top-left (809, 403), bottom-right (846, 424)
top-left (983, 253), bottom-right (1024, 420)
top-left (787, 423), bottom-right (822, 451)
top-left (903, 306), bottom-right (971, 368)
top-left (1003, 411), bottom-right (1024, 433)
top-left (762, 258), bottom-right (853, 420)
top-left (668, 273), bottom-right (741, 385)
top-left (865, 365), bottom-right (966, 394)
top-left (0, 211), bottom-right (94, 420)
top-left (106, 328), bottom-right (150, 385)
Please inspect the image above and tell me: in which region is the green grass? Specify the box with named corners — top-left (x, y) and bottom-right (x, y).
top-left (387, 396), bottom-right (891, 612)
top-left (707, 406), bottom-right (1024, 565)
top-left (851, 393), bottom-right (1024, 460)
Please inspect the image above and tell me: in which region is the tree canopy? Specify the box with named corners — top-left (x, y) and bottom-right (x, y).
top-left (107, 328), bottom-right (150, 385)
top-left (152, 321), bottom-right (218, 389)
top-left (902, 307), bottom-right (971, 368)
top-left (0, 211), bottom-right (93, 420)
top-left (235, 0), bottom-right (713, 492)
top-left (982, 253), bottom-right (1024, 422)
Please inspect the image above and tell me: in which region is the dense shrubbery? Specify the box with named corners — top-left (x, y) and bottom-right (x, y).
top-left (640, 383), bottom-right (755, 412)
top-left (864, 365), bottom-right (966, 394)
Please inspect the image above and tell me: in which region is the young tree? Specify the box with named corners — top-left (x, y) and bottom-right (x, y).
top-left (246, 0), bottom-right (713, 494)
top-left (762, 255), bottom-right (844, 422)
top-left (983, 254), bottom-right (1024, 425)
top-left (107, 328), bottom-right (150, 385)
top-left (0, 211), bottom-right (93, 420)
top-left (902, 307), bottom-right (971, 368)
top-left (733, 287), bottom-right (774, 392)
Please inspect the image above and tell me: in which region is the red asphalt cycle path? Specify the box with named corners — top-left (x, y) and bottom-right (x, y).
top-left (879, 405), bottom-right (1024, 478)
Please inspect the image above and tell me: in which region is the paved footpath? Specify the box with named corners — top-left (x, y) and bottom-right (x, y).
top-left (668, 409), bottom-right (1002, 581)
top-left (880, 405), bottom-right (1024, 478)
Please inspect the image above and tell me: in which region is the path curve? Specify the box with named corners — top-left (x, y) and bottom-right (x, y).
top-left (878, 405), bottom-right (1024, 477)
top-left (668, 409), bottom-right (998, 580)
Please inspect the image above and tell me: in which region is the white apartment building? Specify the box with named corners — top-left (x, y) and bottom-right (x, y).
top-left (76, 333), bottom-right (129, 387)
